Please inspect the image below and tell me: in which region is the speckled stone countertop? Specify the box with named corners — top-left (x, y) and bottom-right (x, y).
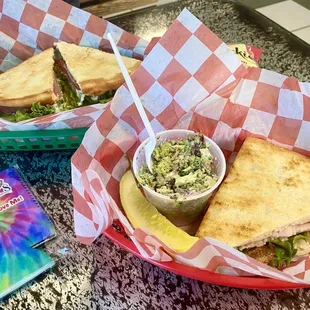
top-left (1, 1), bottom-right (310, 309)
top-left (111, 0), bottom-right (310, 81)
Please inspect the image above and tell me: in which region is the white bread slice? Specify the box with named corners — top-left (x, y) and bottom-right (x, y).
top-left (0, 48), bottom-right (57, 111)
top-left (196, 137), bottom-right (310, 249)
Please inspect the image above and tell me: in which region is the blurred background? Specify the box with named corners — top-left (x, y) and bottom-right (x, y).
top-left (65, 0), bottom-right (310, 44)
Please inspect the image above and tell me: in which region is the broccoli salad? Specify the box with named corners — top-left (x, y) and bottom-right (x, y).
top-left (138, 133), bottom-right (218, 199)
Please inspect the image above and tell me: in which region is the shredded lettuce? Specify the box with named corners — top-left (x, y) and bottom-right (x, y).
top-left (0, 102), bottom-right (55, 123)
top-left (81, 90), bottom-right (116, 106)
top-left (55, 65), bottom-right (115, 109)
top-left (98, 90), bottom-right (116, 104)
top-left (269, 233), bottom-right (309, 269)
top-left (29, 102), bottom-right (55, 118)
top-left (55, 66), bottom-right (80, 110)
top-left (0, 113), bottom-right (17, 122)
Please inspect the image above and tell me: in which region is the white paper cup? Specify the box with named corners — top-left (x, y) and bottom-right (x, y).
top-left (132, 129), bottom-right (226, 226)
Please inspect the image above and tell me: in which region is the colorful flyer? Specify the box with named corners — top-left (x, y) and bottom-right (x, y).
top-left (0, 167), bottom-right (55, 247)
top-left (0, 244), bottom-right (54, 299)
top-left (0, 167), bottom-right (56, 299)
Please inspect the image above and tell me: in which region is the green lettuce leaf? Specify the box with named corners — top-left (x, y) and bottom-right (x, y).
top-left (0, 113), bottom-right (17, 122)
top-left (291, 233), bottom-right (308, 247)
top-left (269, 233), bottom-right (309, 268)
top-left (0, 102), bottom-right (55, 123)
top-left (28, 102), bottom-right (55, 118)
top-left (82, 90), bottom-right (116, 106)
top-left (269, 239), bottom-right (297, 269)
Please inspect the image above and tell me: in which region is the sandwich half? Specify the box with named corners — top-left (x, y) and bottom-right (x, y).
top-left (0, 43), bottom-right (141, 122)
top-left (53, 42), bottom-right (141, 109)
top-left (196, 137), bottom-right (310, 269)
top-left (0, 48), bottom-right (61, 122)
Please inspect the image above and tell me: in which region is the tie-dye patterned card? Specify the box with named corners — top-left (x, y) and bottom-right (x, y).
top-left (0, 167), bottom-right (56, 299)
top-left (0, 167), bottom-right (55, 247)
top-left (0, 244), bottom-right (55, 299)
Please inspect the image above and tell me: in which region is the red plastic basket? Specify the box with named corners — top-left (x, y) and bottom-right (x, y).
top-left (104, 226), bottom-right (310, 290)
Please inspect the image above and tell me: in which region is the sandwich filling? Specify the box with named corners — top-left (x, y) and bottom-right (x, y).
top-left (195, 137), bottom-right (310, 270)
top-left (53, 48), bottom-right (115, 108)
top-left (243, 230), bottom-right (310, 269)
top-left (53, 63), bottom-right (115, 113)
top-left (240, 222), bottom-right (310, 268)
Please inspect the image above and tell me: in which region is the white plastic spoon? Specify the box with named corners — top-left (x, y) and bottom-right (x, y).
top-left (107, 32), bottom-right (156, 172)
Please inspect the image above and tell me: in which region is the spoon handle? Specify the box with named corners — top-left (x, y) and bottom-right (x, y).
top-left (107, 33), bottom-right (155, 140)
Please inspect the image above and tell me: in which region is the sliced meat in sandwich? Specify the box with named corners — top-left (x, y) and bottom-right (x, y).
top-left (196, 137), bottom-right (310, 269)
top-left (0, 48), bottom-right (61, 122)
top-left (53, 42), bottom-right (141, 109)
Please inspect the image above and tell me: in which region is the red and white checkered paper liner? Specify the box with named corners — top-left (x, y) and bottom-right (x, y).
top-left (71, 8), bottom-right (310, 284)
top-left (144, 37), bottom-right (263, 66)
top-left (0, 0), bottom-right (148, 131)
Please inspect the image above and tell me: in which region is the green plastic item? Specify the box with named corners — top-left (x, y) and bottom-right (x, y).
top-left (0, 128), bottom-right (88, 151)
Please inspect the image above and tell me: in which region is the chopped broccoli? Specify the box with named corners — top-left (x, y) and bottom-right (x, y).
top-left (138, 133), bottom-right (218, 199)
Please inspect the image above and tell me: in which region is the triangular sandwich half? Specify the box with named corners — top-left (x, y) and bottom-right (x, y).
top-left (196, 137), bottom-right (310, 268)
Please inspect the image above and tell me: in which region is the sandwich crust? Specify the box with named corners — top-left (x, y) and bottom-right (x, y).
top-left (196, 137), bottom-right (310, 248)
top-left (0, 48), bottom-right (56, 109)
top-left (55, 42), bottom-right (141, 95)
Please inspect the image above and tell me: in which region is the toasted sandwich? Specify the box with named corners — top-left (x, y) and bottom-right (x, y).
top-left (0, 48), bottom-right (60, 121)
top-left (196, 137), bottom-right (310, 269)
top-left (0, 43), bottom-right (141, 122)
top-left (53, 42), bottom-right (141, 109)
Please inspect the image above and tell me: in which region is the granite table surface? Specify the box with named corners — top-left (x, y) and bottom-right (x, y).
top-left (1, 0), bottom-right (310, 309)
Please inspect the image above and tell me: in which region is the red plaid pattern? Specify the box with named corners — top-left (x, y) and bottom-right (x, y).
top-left (0, 0), bottom-right (148, 130)
top-left (71, 8), bottom-right (310, 284)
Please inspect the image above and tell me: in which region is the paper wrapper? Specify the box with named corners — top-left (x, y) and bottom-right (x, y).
top-left (71, 8), bottom-right (310, 284)
top-left (0, 0), bottom-right (148, 131)
top-left (144, 38), bottom-right (262, 67)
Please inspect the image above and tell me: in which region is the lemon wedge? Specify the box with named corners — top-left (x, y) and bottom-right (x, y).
top-left (120, 170), bottom-right (199, 253)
